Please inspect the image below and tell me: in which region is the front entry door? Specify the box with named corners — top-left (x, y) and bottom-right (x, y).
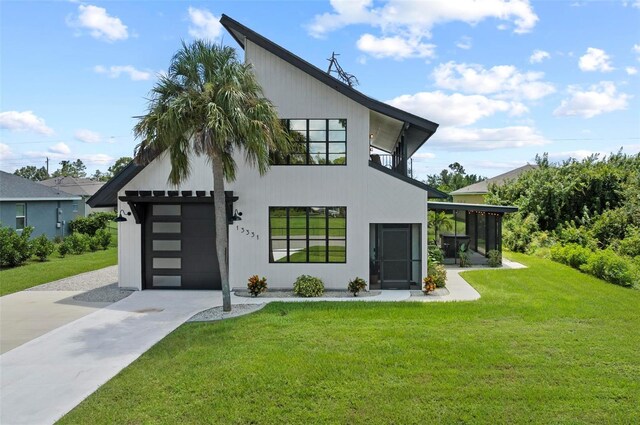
top-left (380, 225), bottom-right (411, 289)
top-left (144, 203), bottom-right (221, 289)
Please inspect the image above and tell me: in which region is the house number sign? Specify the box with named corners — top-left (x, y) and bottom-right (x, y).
top-left (236, 225), bottom-right (259, 240)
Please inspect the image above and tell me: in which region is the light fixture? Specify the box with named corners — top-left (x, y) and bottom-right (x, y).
top-left (232, 209), bottom-right (243, 222)
top-left (114, 209), bottom-right (131, 222)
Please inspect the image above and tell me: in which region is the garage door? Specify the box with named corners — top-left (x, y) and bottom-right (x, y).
top-left (144, 203), bottom-right (221, 289)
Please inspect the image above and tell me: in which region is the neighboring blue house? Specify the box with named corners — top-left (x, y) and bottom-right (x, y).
top-left (0, 171), bottom-right (81, 239)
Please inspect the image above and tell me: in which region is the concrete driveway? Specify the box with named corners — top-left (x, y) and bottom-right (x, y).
top-left (1, 290), bottom-right (221, 425)
top-left (0, 291), bottom-right (110, 354)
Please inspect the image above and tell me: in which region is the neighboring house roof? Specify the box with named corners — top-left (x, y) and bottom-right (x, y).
top-left (0, 171), bottom-right (81, 201)
top-left (428, 201), bottom-right (518, 214)
top-left (39, 176), bottom-right (105, 197)
top-left (450, 164), bottom-right (538, 196)
top-left (219, 14), bottom-right (439, 158)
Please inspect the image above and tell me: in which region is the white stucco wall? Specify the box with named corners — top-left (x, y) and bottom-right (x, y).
top-left (115, 40), bottom-right (428, 290)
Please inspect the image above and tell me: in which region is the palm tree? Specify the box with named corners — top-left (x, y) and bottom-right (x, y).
top-left (134, 40), bottom-right (291, 311)
top-left (428, 211), bottom-right (453, 245)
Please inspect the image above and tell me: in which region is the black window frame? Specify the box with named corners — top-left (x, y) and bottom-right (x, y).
top-left (269, 206), bottom-right (347, 263)
top-left (16, 203), bottom-right (26, 230)
top-left (271, 119), bottom-right (347, 166)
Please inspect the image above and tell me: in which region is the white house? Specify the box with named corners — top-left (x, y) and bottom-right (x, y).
top-left (88, 15), bottom-right (446, 291)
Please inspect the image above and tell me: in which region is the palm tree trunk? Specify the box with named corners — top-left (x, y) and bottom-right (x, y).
top-left (211, 152), bottom-right (231, 311)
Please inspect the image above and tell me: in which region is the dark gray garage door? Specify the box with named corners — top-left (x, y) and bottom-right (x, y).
top-left (144, 203), bottom-right (221, 289)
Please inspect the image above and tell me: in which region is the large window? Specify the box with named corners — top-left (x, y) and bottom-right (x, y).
top-left (271, 119), bottom-right (346, 165)
top-left (269, 207), bottom-right (346, 263)
top-left (16, 203), bottom-right (26, 230)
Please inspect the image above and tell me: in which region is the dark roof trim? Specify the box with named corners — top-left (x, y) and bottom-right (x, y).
top-left (428, 201), bottom-right (518, 214)
top-left (220, 14), bottom-right (439, 136)
top-left (369, 161), bottom-right (448, 199)
top-left (87, 161), bottom-right (145, 208)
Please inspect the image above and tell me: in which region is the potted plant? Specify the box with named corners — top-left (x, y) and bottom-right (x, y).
top-left (347, 277), bottom-right (367, 296)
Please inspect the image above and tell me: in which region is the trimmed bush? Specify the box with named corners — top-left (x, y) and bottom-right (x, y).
top-left (65, 232), bottom-right (90, 255)
top-left (0, 226), bottom-right (33, 267)
top-left (580, 249), bottom-right (637, 288)
top-left (88, 235), bottom-right (101, 252)
top-left (550, 243), bottom-right (593, 269)
top-left (427, 244), bottom-right (445, 264)
top-left (69, 212), bottom-right (116, 236)
top-left (32, 234), bottom-right (55, 262)
top-left (94, 228), bottom-right (112, 250)
top-left (347, 277), bottom-right (367, 296)
top-left (247, 275), bottom-right (267, 297)
top-left (427, 261), bottom-right (447, 287)
top-left (58, 241), bottom-right (70, 258)
top-left (487, 250), bottom-right (502, 267)
top-left (293, 275), bottom-right (324, 297)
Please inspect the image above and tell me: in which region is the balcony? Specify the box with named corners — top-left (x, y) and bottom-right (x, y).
top-left (370, 153), bottom-right (413, 178)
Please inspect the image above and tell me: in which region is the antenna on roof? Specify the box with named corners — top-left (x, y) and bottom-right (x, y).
top-left (327, 52), bottom-right (359, 88)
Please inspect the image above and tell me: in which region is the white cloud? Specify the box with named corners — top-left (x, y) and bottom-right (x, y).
top-left (412, 152), bottom-right (436, 159)
top-left (554, 81), bottom-right (630, 118)
top-left (634, 44), bottom-right (640, 60)
top-left (0, 143), bottom-right (13, 160)
top-left (529, 49), bottom-right (550, 63)
top-left (0, 111), bottom-right (54, 135)
top-left (432, 61), bottom-right (555, 101)
top-left (626, 66), bottom-right (638, 75)
top-left (356, 34), bottom-right (435, 60)
top-left (307, 0), bottom-right (538, 38)
top-left (187, 7), bottom-right (222, 40)
top-left (456, 36), bottom-right (472, 50)
top-left (430, 126), bottom-right (549, 150)
top-left (49, 142), bottom-right (71, 155)
top-left (387, 91), bottom-right (526, 127)
top-left (74, 129), bottom-right (102, 144)
top-left (68, 5), bottom-right (128, 42)
top-left (94, 65), bottom-right (151, 81)
top-left (578, 47), bottom-right (614, 72)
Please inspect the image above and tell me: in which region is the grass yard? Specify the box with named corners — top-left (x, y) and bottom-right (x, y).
top-left (60, 254), bottom-right (639, 424)
top-left (278, 245), bottom-right (346, 263)
top-left (0, 247), bottom-right (117, 296)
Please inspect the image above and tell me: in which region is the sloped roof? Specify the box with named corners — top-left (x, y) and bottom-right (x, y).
top-left (450, 164), bottom-right (538, 195)
top-left (39, 176), bottom-right (105, 197)
top-left (0, 171), bottom-right (81, 201)
top-left (220, 14), bottom-right (439, 157)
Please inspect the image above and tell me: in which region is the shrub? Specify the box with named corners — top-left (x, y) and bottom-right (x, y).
top-left (94, 228), bottom-right (112, 250)
top-left (65, 232), bottom-right (90, 255)
top-left (293, 275), bottom-right (324, 297)
top-left (347, 277), bottom-right (367, 296)
top-left (503, 213), bottom-right (540, 253)
top-left (554, 221), bottom-right (596, 249)
top-left (526, 231), bottom-right (555, 254)
top-left (617, 226), bottom-right (640, 258)
top-left (487, 250), bottom-right (502, 267)
top-left (423, 276), bottom-right (436, 294)
top-left (459, 249), bottom-right (471, 268)
top-left (590, 208), bottom-right (628, 248)
top-left (88, 235), bottom-right (101, 252)
top-left (32, 234), bottom-right (54, 262)
top-left (427, 244), bottom-right (445, 264)
top-left (427, 261), bottom-right (447, 287)
top-left (550, 243), bottom-right (593, 269)
top-left (58, 241), bottom-right (70, 258)
top-left (580, 249), bottom-right (637, 288)
top-left (69, 212), bottom-right (116, 236)
top-left (247, 275), bottom-right (267, 297)
top-left (0, 226), bottom-right (33, 267)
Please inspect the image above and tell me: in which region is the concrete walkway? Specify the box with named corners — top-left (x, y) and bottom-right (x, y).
top-left (0, 260), bottom-right (528, 425)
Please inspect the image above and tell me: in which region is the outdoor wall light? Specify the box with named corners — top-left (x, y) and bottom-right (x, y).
top-left (232, 209), bottom-right (243, 222)
top-left (114, 209), bottom-right (132, 222)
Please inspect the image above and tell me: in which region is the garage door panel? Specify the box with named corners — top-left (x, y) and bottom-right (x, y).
top-left (144, 203), bottom-right (221, 290)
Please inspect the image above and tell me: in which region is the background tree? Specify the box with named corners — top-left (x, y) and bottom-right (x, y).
top-left (14, 165), bottom-right (49, 181)
top-left (134, 40), bottom-right (291, 311)
top-left (108, 156), bottom-right (132, 176)
top-left (51, 159), bottom-right (87, 178)
top-left (425, 162), bottom-right (484, 193)
top-left (429, 211), bottom-right (453, 244)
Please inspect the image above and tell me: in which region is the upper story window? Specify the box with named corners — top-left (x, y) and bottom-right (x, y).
top-left (271, 119), bottom-right (346, 165)
top-left (16, 203), bottom-right (26, 230)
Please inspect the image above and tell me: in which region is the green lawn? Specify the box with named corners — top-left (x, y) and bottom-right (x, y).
top-left (279, 245), bottom-right (346, 262)
top-left (0, 247), bottom-right (117, 296)
top-left (60, 254), bottom-right (639, 424)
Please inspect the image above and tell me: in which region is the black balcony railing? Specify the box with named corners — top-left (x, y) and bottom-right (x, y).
top-left (370, 154), bottom-right (413, 178)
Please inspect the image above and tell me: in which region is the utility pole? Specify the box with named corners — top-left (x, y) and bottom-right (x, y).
top-left (46, 157), bottom-right (49, 175)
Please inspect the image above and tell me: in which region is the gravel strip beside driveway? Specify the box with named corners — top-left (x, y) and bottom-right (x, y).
top-left (188, 303), bottom-right (267, 322)
top-left (72, 283), bottom-right (134, 303)
top-left (27, 266), bottom-right (118, 292)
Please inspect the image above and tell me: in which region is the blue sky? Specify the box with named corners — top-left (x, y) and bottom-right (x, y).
top-left (1, 0), bottom-right (639, 180)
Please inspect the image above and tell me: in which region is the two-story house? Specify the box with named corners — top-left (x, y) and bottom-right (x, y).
top-left (88, 15), bottom-right (446, 291)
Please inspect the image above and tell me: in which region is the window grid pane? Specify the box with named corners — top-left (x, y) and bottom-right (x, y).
top-left (269, 207), bottom-right (346, 263)
top-left (271, 119), bottom-right (346, 166)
